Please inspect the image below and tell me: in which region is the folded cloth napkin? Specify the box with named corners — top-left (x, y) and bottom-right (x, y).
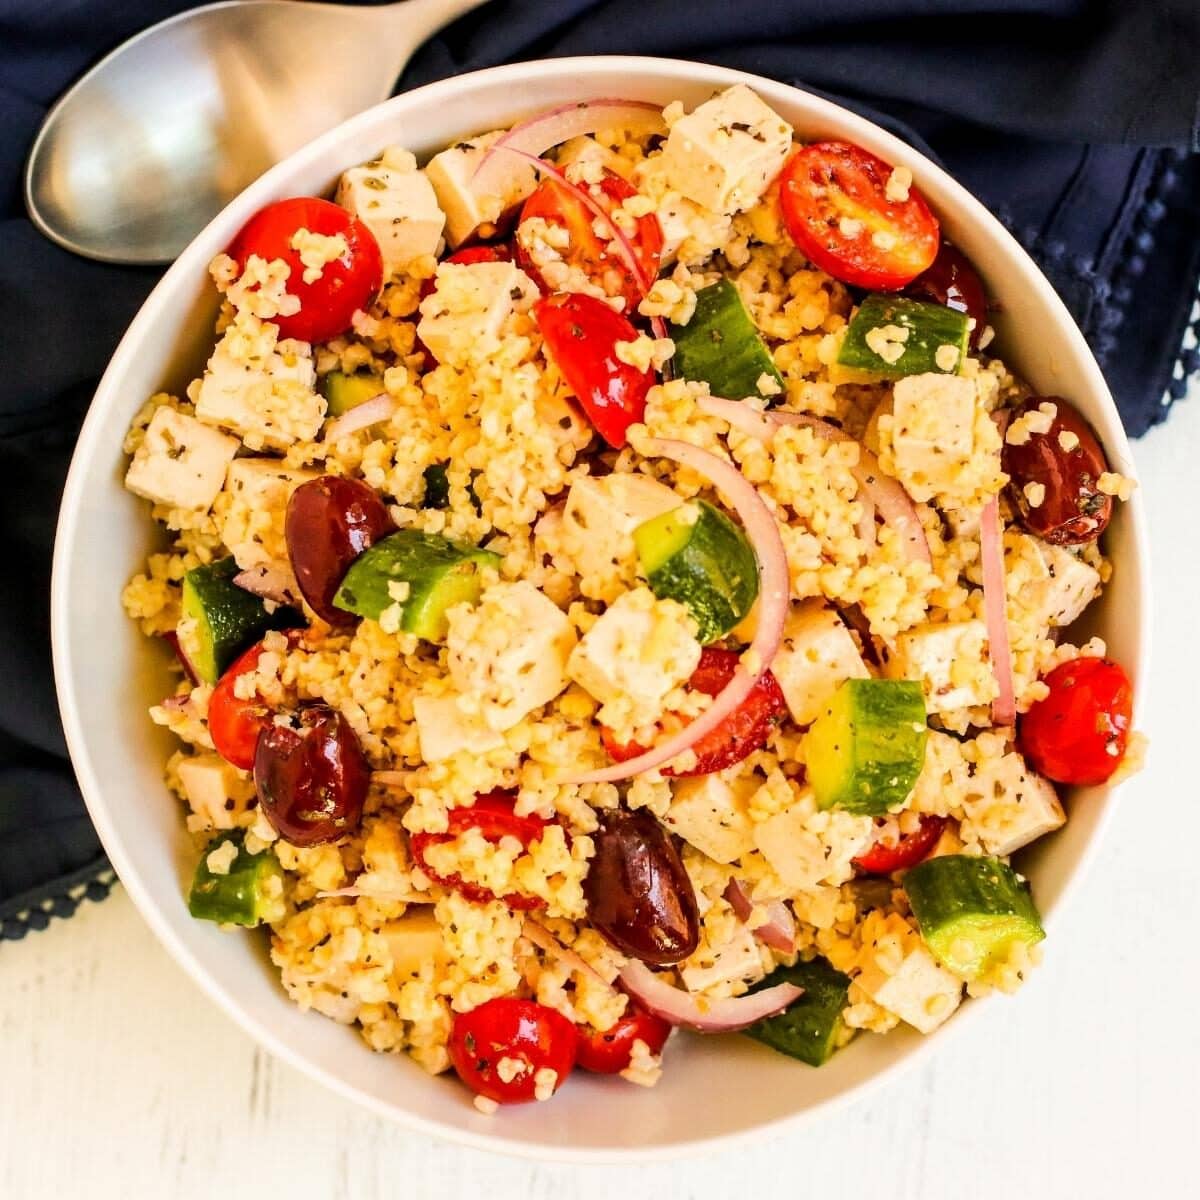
top-left (1, 0), bottom-right (1197, 938)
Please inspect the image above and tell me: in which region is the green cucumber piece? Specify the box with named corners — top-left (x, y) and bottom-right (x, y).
top-left (634, 499), bottom-right (759, 644)
top-left (837, 293), bottom-right (969, 378)
top-left (187, 832), bottom-right (285, 927)
top-left (180, 557), bottom-right (302, 684)
top-left (905, 855), bottom-right (1045, 980)
top-left (744, 957), bottom-right (851, 1067)
top-left (320, 370), bottom-right (386, 417)
top-left (333, 529), bottom-right (501, 641)
top-left (670, 279), bottom-right (785, 403)
top-left (806, 679), bottom-right (927, 815)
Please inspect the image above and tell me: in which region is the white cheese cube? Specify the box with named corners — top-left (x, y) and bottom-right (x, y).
top-left (336, 156), bottom-right (445, 275)
top-left (381, 911), bottom-right (449, 982)
top-left (753, 803), bottom-right (874, 892)
top-left (423, 132), bottom-right (537, 248)
top-left (771, 599), bottom-right (869, 726)
top-left (177, 754), bottom-right (255, 830)
top-left (124, 407), bottom-right (238, 511)
top-left (888, 619), bottom-right (994, 715)
top-left (195, 322), bottom-right (322, 449)
top-left (412, 693), bottom-right (505, 762)
top-left (1025, 539), bottom-right (1101, 630)
top-left (962, 751), bottom-right (1065, 857)
top-left (664, 774), bottom-right (755, 864)
top-left (680, 924), bottom-right (765, 993)
top-left (857, 941), bottom-right (963, 1034)
top-left (446, 581), bottom-right (576, 732)
top-left (659, 85), bottom-right (793, 214)
top-left (218, 458), bottom-right (319, 570)
top-left (890, 373), bottom-right (976, 501)
top-left (416, 260), bottom-right (539, 368)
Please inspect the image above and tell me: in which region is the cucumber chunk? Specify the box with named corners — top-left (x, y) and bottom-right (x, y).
top-left (187, 832), bottom-right (285, 927)
top-left (670, 279), bottom-right (785, 402)
top-left (744, 957), bottom-right (851, 1066)
top-left (806, 678), bottom-right (927, 815)
top-left (180, 557), bottom-right (302, 684)
top-left (634, 499), bottom-right (759, 644)
top-left (320, 370), bottom-right (385, 417)
top-left (905, 854), bottom-right (1045, 980)
top-left (333, 530), bottom-right (500, 641)
top-left (837, 294), bottom-right (969, 378)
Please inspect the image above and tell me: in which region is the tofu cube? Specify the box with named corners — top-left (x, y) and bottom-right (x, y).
top-left (336, 153), bottom-right (445, 275)
top-left (446, 581), bottom-right (576, 733)
top-left (664, 774), bottom-right (756, 864)
top-left (195, 322), bottom-right (322, 449)
top-left (412, 693), bottom-right (505, 762)
top-left (177, 754), bottom-right (255, 830)
top-left (890, 373), bottom-right (976, 502)
top-left (424, 132), bottom-right (538, 247)
top-left (857, 941), bottom-right (963, 1034)
top-left (771, 599), bottom-right (869, 725)
top-left (124, 406), bottom-right (239, 511)
top-left (416, 260), bottom-right (539, 368)
top-left (888, 620), bottom-right (994, 715)
top-left (962, 751), bottom-right (1065, 857)
top-left (659, 85), bottom-right (792, 214)
top-left (218, 458), bottom-right (319, 570)
top-left (680, 924), bottom-right (765, 993)
top-left (753, 803), bottom-right (873, 892)
top-left (381, 911), bottom-right (449, 982)
top-left (1025, 539), bottom-right (1101, 630)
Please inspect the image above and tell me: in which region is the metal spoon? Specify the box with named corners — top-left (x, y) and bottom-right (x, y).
top-left (24, 0), bottom-right (488, 265)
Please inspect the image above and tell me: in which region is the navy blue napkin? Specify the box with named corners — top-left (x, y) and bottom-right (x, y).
top-left (2, 0), bottom-right (1197, 938)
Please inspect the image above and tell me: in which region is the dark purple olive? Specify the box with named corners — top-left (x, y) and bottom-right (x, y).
top-left (1001, 396), bottom-right (1112, 545)
top-left (254, 703), bottom-right (370, 846)
top-left (285, 475), bottom-right (393, 626)
top-left (583, 807), bottom-right (699, 965)
top-left (905, 242), bottom-right (989, 348)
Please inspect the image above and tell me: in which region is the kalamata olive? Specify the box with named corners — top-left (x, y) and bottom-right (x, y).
top-left (1001, 396), bottom-right (1112, 545)
top-left (905, 242), bottom-right (989, 348)
top-left (254, 703), bottom-right (370, 846)
top-left (285, 475), bottom-right (393, 626)
top-left (583, 808), bottom-right (699, 965)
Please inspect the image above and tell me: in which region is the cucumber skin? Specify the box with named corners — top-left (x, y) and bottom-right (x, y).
top-left (182, 558), bottom-right (301, 684)
top-left (837, 294), bottom-right (969, 378)
top-left (745, 957), bottom-right (851, 1067)
top-left (320, 370), bottom-right (385, 417)
top-left (187, 832), bottom-right (284, 927)
top-left (635, 500), bottom-right (759, 644)
top-left (670, 279), bottom-right (785, 403)
top-left (806, 679), bottom-right (927, 816)
top-left (905, 855), bottom-right (1045, 980)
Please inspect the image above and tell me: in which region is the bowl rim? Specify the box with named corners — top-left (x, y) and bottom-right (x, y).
top-left (51, 53), bottom-right (1152, 1163)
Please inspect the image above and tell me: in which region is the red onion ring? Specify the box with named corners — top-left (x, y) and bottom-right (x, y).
top-left (561, 438), bottom-right (790, 784)
top-left (232, 562), bottom-right (301, 607)
top-left (522, 919), bottom-right (614, 991)
top-left (161, 630), bottom-right (199, 685)
top-left (323, 392), bottom-right (397, 442)
top-left (618, 960), bottom-right (802, 1033)
top-left (980, 494), bottom-right (1016, 725)
top-left (723, 879), bottom-right (797, 953)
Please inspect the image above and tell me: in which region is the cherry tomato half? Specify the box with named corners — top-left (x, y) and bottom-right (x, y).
top-left (602, 647), bottom-right (787, 776)
top-left (1019, 657), bottom-right (1133, 786)
top-left (779, 142), bottom-right (939, 290)
top-left (534, 292), bottom-right (653, 449)
top-left (517, 171), bottom-right (661, 310)
top-left (905, 242), bottom-right (989, 347)
top-left (410, 791), bottom-right (551, 910)
top-left (575, 1006), bottom-right (672, 1074)
top-left (208, 642), bottom-right (275, 770)
top-left (449, 997), bottom-right (576, 1104)
top-left (227, 197), bottom-right (383, 344)
top-left (853, 815), bottom-right (948, 875)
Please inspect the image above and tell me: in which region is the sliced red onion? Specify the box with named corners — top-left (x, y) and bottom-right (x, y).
top-left (618, 960), bottom-right (801, 1033)
top-left (522, 919), bottom-right (612, 991)
top-left (562, 437), bottom-right (790, 784)
top-left (323, 392), bottom-right (397, 442)
top-left (980, 494), bottom-right (1016, 725)
top-left (470, 99), bottom-right (665, 212)
top-left (723, 879), bottom-right (796, 953)
top-left (160, 692), bottom-right (193, 713)
top-left (233, 562), bottom-right (301, 607)
top-left (162, 630), bottom-right (199, 685)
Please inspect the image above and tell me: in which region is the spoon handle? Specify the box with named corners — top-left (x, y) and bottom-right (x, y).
top-left (372, 0), bottom-right (491, 66)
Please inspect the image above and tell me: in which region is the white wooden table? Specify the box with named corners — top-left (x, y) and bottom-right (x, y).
top-left (3, 379), bottom-right (1197, 1199)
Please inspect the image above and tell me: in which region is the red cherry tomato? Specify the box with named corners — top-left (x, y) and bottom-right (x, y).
top-left (1019, 657), bottom-right (1133, 786)
top-left (905, 242), bottom-right (989, 347)
top-left (410, 791), bottom-right (551, 910)
top-left (574, 1006), bottom-right (671, 1074)
top-left (853, 815), bottom-right (948, 875)
top-left (208, 642), bottom-right (275, 770)
top-left (779, 142), bottom-right (940, 289)
top-left (227, 197), bottom-right (383, 344)
top-left (516, 171), bottom-right (661, 309)
top-left (601, 647), bottom-right (787, 776)
top-left (449, 997), bottom-right (576, 1104)
top-left (534, 292), bottom-right (653, 449)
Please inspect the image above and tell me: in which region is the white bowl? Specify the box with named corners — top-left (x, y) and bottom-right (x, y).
top-left (52, 55), bottom-right (1150, 1161)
